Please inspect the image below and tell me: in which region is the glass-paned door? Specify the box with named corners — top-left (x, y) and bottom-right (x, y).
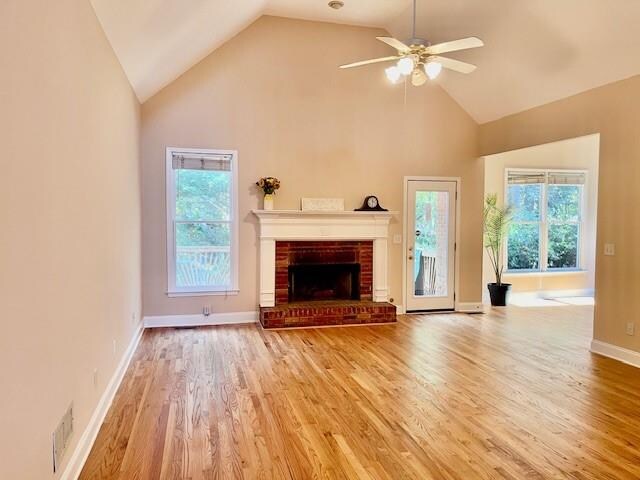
top-left (406, 180), bottom-right (457, 311)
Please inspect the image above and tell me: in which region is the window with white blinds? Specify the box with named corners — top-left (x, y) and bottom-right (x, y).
top-left (506, 169), bottom-right (586, 272)
top-left (166, 148), bottom-right (239, 295)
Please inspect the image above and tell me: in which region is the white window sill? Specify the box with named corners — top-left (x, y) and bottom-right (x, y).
top-left (503, 269), bottom-right (587, 278)
top-left (167, 289), bottom-right (239, 298)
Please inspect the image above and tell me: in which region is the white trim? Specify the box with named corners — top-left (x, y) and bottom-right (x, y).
top-left (251, 210), bottom-right (398, 218)
top-left (165, 147), bottom-right (239, 296)
top-left (504, 167), bottom-right (588, 273)
top-left (482, 288), bottom-right (594, 304)
top-left (166, 289), bottom-right (239, 298)
top-left (508, 288), bottom-right (594, 300)
top-left (455, 302), bottom-right (484, 313)
top-left (503, 269), bottom-right (588, 277)
top-left (60, 325), bottom-right (144, 480)
top-left (144, 311), bottom-right (258, 328)
top-left (543, 288), bottom-right (594, 298)
top-left (395, 304), bottom-right (405, 314)
top-left (251, 210), bottom-right (395, 307)
top-left (402, 176), bottom-right (461, 313)
top-left (590, 340), bottom-right (640, 368)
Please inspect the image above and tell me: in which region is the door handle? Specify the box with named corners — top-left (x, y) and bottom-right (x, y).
top-left (408, 255), bottom-right (413, 260)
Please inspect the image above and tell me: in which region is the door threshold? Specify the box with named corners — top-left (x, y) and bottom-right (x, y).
top-left (406, 308), bottom-right (455, 314)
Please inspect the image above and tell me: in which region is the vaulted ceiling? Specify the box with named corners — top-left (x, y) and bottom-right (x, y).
top-left (91, 0), bottom-right (640, 123)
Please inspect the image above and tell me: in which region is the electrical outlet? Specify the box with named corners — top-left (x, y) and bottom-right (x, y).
top-left (112, 339), bottom-right (117, 355)
top-left (203, 305), bottom-right (211, 316)
top-left (131, 311), bottom-right (136, 323)
top-left (93, 368), bottom-right (98, 388)
top-left (627, 322), bottom-right (635, 336)
top-left (52, 404), bottom-right (74, 473)
top-left (604, 243), bottom-right (615, 256)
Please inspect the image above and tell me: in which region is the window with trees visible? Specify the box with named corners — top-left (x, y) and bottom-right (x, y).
top-left (166, 148), bottom-right (238, 295)
top-left (506, 170), bottom-right (585, 272)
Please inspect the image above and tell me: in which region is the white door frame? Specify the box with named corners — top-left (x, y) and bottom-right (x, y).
top-left (402, 176), bottom-right (462, 314)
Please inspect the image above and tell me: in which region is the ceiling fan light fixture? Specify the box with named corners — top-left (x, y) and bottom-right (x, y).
top-left (385, 65), bottom-right (402, 84)
top-left (425, 61), bottom-right (443, 80)
top-left (396, 56), bottom-right (415, 76)
top-left (411, 69), bottom-right (427, 86)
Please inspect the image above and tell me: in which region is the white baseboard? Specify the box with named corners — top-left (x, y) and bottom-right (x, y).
top-left (590, 340), bottom-right (640, 368)
top-left (456, 302), bottom-right (484, 313)
top-left (144, 311), bottom-right (258, 328)
top-left (539, 288), bottom-right (594, 299)
top-left (483, 288), bottom-right (594, 304)
top-left (60, 324), bottom-right (144, 480)
top-left (397, 302), bottom-right (483, 314)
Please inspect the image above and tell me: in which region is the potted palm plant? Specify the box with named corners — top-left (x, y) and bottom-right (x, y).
top-left (483, 193), bottom-right (513, 306)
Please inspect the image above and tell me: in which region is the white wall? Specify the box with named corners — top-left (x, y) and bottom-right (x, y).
top-left (0, 1), bottom-right (141, 478)
top-left (140, 16), bottom-right (483, 317)
top-left (482, 134), bottom-right (599, 298)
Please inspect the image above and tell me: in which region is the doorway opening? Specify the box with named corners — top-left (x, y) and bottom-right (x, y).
top-left (482, 134), bottom-right (600, 311)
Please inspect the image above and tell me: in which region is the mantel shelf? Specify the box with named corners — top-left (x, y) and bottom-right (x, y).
top-left (252, 209), bottom-right (398, 219)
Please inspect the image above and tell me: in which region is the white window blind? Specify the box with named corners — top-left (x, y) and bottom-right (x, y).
top-left (171, 153), bottom-right (232, 171)
top-left (507, 172), bottom-right (546, 185)
top-left (548, 171), bottom-right (586, 185)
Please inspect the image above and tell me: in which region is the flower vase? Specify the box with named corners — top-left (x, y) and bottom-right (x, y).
top-left (263, 193), bottom-right (274, 211)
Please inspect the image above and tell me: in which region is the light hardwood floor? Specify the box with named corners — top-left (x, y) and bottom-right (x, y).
top-left (80, 305), bottom-right (640, 479)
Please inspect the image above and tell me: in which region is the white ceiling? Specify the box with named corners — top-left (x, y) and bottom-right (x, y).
top-left (91, 0), bottom-right (640, 123)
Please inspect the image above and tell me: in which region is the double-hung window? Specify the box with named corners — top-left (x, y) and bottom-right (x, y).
top-left (506, 169), bottom-right (585, 273)
top-left (166, 147), bottom-right (239, 295)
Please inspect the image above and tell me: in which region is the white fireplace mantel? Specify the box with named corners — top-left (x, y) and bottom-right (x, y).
top-left (251, 209), bottom-right (397, 307)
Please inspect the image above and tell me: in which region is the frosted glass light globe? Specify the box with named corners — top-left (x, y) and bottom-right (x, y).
top-left (385, 66), bottom-right (402, 84)
top-left (397, 56), bottom-right (415, 76)
top-left (425, 61), bottom-right (442, 80)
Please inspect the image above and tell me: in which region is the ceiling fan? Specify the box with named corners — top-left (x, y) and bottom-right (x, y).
top-left (339, 0), bottom-right (484, 86)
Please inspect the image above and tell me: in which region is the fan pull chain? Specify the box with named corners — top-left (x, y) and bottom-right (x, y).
top-left (404, 76), bottom-right (408, 111)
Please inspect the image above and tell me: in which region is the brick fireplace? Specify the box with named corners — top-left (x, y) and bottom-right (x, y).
top-left (275, 241), bottom-right (372, 304)
top-left (252, 210), bottom-right (397, 328)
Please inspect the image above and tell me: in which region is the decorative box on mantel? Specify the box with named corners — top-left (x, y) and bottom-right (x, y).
top-left (251, 209), bottom-right (398, 328)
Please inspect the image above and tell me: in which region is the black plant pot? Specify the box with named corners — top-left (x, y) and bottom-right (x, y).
top-left (487, 283), bottom-right (512, 306)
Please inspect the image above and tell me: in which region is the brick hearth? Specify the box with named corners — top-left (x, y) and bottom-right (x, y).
top-left (259, 240), bottom-right (396, 329)
top-left (259, 300), bottom-right (396, 329)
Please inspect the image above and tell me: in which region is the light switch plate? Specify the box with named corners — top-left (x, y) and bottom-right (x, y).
top-left (604, 243), bottom-right (615, 256)
top-left (627, 322), bottom-right (635, 336)
top-left (393, 234), bottom-right (402, 244)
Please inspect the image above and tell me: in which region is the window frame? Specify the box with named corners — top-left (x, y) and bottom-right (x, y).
top-left (165, 147), bottom-right (239, 296)
top-left (504, 168), bottom-right (587, 274)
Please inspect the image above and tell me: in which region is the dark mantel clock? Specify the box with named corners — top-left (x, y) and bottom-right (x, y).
top-left (355, 195), bottom-right (388, 211)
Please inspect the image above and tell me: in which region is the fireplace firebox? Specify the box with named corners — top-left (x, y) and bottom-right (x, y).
top-left (288, 263), bottom-right (360, 302)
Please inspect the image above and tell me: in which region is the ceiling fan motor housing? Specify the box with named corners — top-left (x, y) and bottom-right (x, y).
top-left (409, 38), bottom-right (429, 47)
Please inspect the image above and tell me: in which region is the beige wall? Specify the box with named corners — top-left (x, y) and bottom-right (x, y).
top-left (141, 15), bottom-right (483, 316)
top-left (483, 135), bottom-right (599, 296)
top-left (0, 1), bottom-right (141, 478)
top-left (480, 74), bottom-right (640, 353)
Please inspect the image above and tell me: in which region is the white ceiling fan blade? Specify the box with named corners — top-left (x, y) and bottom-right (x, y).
top-left (431, 56), bottom-right (477, 74)
top-left (376, 36), bottom-right (411, 53)
top-left (339, 56), bottom-right (400, 69)
top-left (425, 37), bottom-right (484, 55)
